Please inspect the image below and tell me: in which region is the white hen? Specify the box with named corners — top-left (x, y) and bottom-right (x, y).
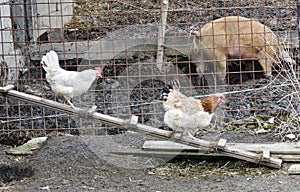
top-left (41, 51), bottom-right (102, 108)
top-left (161, 79), bottom-right (225, 139)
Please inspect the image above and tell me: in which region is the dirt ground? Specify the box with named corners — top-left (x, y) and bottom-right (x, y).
top-left (1, 0), bottom-right (299, 191)
top-left (1, 133), bottom-right (300, 192)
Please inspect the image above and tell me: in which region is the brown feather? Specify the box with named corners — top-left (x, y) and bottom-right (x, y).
top-left (163, 79), bottom-right (225, 115)
top-left (200, 96), bottom-right (219, 114)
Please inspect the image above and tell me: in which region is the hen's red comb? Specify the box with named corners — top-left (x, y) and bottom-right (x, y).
top-left (95, 67), bottom-right (103, 74)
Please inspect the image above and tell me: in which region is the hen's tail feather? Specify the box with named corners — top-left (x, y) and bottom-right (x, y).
top-left (41, 50), bottom-right (60, 72)
top-left (160, 79), bottom-right (180, 101)
top-left (170, 78), bottom-right (180, 90)
top-left (162, 86), bottom-right (170, 94)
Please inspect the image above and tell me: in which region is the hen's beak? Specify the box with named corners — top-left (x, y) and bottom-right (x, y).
top-left (96, 74), bottom-right (102, 79)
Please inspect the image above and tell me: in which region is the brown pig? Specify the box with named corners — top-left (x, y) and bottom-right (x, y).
top-left (192, 16), bottom-right (294, 80)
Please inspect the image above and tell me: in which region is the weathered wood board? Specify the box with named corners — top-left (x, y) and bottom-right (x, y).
top-left (143, 140), bottom-right (300, 154)
top-left (142, 140), bottom-right (300, 163)
top-left (288, 164), bottom-right (300, 174)
top-left (111, 149), bottom-right (232, 161)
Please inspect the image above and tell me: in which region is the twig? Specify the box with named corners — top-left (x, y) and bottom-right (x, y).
top-left (276, 91), bottom-right (300, 103)
top-left (216, 161), bottom-right (230, 171)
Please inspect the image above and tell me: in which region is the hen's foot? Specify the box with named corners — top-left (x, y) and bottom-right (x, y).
top-left (66, 100), bottom-right (76, 109)
top-left (87, 105), bottom-right (97, 115)
top-left (77, 106), bottom-right (97, 118)
top-left (182, 129), bottom-right (199, 140)
top-left (171, 131), bottom-right (183, 140)
top-left (171, 131), bottom-right (199, 141)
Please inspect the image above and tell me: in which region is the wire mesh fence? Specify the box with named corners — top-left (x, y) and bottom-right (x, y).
top-left (0, 0), bottom-right (298, 141)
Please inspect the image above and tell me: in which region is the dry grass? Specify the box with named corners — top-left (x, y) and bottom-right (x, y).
top-left (256, 34), bottom-right (299, 139)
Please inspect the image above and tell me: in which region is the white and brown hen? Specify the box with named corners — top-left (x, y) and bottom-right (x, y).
top-left (161, 79), bottom-right (225, 139)
top-left (41, 50), bottom-right (102, 108)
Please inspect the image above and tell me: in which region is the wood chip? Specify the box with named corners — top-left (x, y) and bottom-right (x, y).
top-left (262, 150), bottom-right (271, 160)
top-left (6, 137), bottom-right (48, 155)
top-left (288, 164), bottom-right (300, 175)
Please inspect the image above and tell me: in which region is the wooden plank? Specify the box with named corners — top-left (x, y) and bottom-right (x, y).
top-left (230, 142), bottom-right (300, 154)
top-left (220, 145), bottom-right (282, 169)
top-left (113, 151), bottom-right (300, 163)
top-left (217, 138), bottom-right (227, 149)
top-left (136, 125), bottom-right (217, 151)
top-left (110, 149), bottom-right (233, 161)
top-left (0, 84), bottom-right (15, 92)
top-left (112, 149), bottom-right (284, 165)
top-left (144, 141), bottom-right (300, 163)
top-left (143, 140), bottom-right (300, 154)
top-left (112, 150), bottom-right (282, 167)
top-left (143, 141), bottom-right (282, 168)
top-left (143, 140), bottom-right (282, 168)
top-left (263, 150), bottom-right (271, 160)
top-left (143, 140), bottom-right (199, 151)
top-left (288, 164), bottom-right (300, 174)
top-left (273, 155), bottom-right (300, 162)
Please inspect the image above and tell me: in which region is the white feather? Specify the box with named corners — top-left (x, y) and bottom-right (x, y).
top-left (41, 51), bottom-right (100, 101)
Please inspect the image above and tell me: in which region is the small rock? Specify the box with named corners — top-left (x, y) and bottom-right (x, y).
top-left (268, 117), bottom-right (275, 124)
top-left (285, 133), bottom-right (296, 140)
top-left (39, 186), bottom-right (50, 190)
